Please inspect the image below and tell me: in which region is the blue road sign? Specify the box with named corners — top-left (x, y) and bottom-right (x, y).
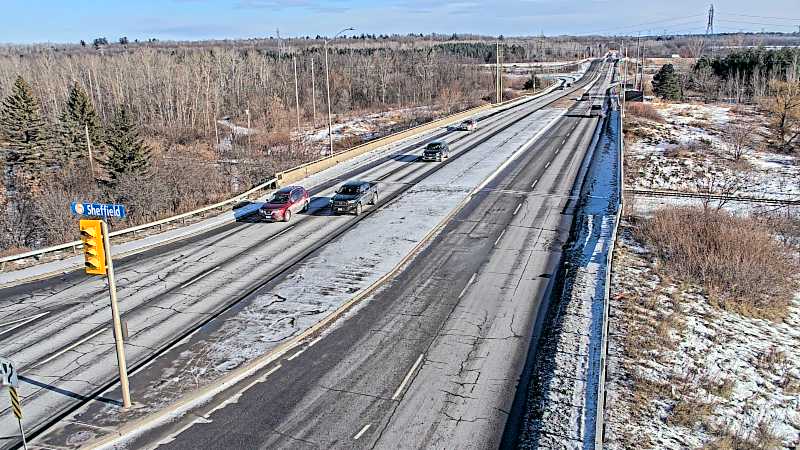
top-left (71, 202), bottom-right (127, 219)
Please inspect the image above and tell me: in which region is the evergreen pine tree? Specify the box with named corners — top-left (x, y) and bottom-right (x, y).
top-left (103, 106), bottom-right (150, 181)
top-left (57, 81), bottom-right (104, 164)
top-left (652, 64), bottom-right (682, 100)
top-left (0, 76), bottom-right (51, 187)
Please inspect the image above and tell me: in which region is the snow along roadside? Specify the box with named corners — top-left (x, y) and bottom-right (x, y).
top-left (52, 107), bottom-right (568, 450)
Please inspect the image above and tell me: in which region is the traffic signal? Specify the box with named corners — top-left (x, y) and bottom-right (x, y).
top-left (79, 219), bottom-right (106, 275)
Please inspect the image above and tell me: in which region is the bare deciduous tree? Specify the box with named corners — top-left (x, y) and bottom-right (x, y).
top-left (721, 119), bottom-right (756, 161)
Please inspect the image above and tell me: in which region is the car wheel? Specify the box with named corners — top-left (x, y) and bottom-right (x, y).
top-left (302, 200), bottom-right (309, 212)
top-left (371, 193), bottom-right (378, 205)
top-left (355, 203), bottom-right (363, 216)
top-left (283, 209), bottom-right (292, 222)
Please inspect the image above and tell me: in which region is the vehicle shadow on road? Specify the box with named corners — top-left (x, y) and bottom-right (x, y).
top-left (391, 154), bottom-right (422, 163)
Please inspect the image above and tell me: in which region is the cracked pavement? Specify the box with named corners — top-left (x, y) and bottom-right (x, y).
top-left (0, 95), bottom-right (559, 448)
top-left (115, 61), bottom-right (614, 450)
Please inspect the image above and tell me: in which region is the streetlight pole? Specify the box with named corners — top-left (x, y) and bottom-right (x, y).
top-left (324, 27), bottom-right (354, 156)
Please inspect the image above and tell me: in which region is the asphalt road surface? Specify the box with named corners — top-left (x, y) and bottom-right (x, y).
top-left (0, 61), bottom-right (606, 448)
top-left (140, 61), bottom-right (614, 449)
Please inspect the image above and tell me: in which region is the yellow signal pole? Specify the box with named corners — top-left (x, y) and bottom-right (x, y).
top-left (100, 220), bottom-right (131, 408)
top-left (79, 219), bottom-right (131, 408)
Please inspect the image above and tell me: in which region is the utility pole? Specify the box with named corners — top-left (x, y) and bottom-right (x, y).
top-left (496, 41), bottom-right (502, 104)
top-left (324, 27), bottom-right (354, 156)
top-left (293, 54), bottom-right (301, 131)
top-left (622, 45), bottom-right (628, 114)
top-left (311, 57), bottom-right (317, 126)
top-left (245, 108), bottom-right (251, 152)
top-left (84, 124), bottom-right (95, 177)
top-left (634, 34), bottom-right (641, 93)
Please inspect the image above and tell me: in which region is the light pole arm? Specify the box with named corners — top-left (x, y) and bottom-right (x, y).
top-left (323, 27), bottom-right (354, 156)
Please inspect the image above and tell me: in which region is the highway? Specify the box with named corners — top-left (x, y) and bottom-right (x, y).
top-left (106, 61), bottom-right (613, 449)
top-left (0, 59), bottom-right (608, 447)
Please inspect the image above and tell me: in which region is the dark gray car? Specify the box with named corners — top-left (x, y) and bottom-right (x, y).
top-left (330, 180), bottom-right (379, 215)
top-left (422, 141), bottom-right (450, 162)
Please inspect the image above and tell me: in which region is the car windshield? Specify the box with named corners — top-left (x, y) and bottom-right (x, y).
top-left (426, 143), bottom-right (443, 150)
top-left (269, 193), bottom-right (290, 204)
top-left (338, 185), bottom-right (360, 195)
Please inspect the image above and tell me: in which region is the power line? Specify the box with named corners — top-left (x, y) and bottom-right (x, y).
top-left (725, 13), bottom-right (800, 22)
top-left (578, 13), bottom-right (706, 36)
top-left (716, 19), bottom-right (798, 29)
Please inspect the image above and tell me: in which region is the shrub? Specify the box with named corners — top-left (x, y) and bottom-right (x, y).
top-left (626, 102), bottom-right (665, 122)
top-left (638, 207), bottom-right (797, 320)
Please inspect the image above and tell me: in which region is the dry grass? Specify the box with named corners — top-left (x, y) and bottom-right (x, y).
top-left (703, 421), bottom-right (784, 450)
top-left (668, 397), bottom-right (715, 429)
top-left (626, 102), bottom-right (665, 122)
top-left (638, 207), bottom-right (797, 320)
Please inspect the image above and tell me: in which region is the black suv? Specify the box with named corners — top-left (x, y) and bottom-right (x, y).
top-left (422, 141), bottom-right (450, 162)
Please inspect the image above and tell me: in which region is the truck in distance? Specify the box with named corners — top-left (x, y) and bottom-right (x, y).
top-left (330, 180), bottom-right (379, 216)
top-left (422, 141), bottom-right (450, 161)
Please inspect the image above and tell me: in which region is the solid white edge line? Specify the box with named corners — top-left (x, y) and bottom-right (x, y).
top-left (287, 349), bottom-right (305, 361)
top-left (0, 311), bottom-right (49, 330)
top-left (33, 327), bottom-right (107, 367)
top-left (0, 314), bottom-right (51, 336)
top-left (513, 203), bottom-right (522, 215)
top-left (181, 266), bottom-right (220, 289)
top-left (493, 228), bottom-right (506, 247)
top-left (239, 364), bottom-right (282, 393)
top-left (392, 353), bottom-right (425, 401)
top-left (353, 423), bottom-right (371, 440)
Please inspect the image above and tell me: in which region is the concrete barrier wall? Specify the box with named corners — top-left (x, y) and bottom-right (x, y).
top-left (276, 104), bottom-right (493, 186)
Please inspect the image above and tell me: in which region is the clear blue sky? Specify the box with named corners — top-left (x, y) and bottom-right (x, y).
top-left (3, 0), bottom-right (800, 44)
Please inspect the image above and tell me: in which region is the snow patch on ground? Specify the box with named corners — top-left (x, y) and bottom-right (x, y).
top-left (605, 227), bottom-right (800, 449)
top-left (57, 107), bottom-right (567, 445)
top-left (518, 105), bottom-right (620, 449)
top-left (625, 101), bottom-right (800, 205)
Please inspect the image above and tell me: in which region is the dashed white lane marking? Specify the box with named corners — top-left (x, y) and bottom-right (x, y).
top-left (457, 272), bottom-right (478, 299)
top-left (33, 327), bottom-right (107, 367)
top-left (181, 266), bottom-right (220, 289)
top-left (530, 179), bottom-right (539, 189)
top-left (392, 353), bottom-right (425, 400)
top-left (561, 137), bottom-right (567, 145)
top-left (353, 423), bottom-right (372, 440)
top-left (494, 228), bottom-right (506, 247)
top-left (287, 348), bottom-right (305, 361)
top-left (266, 225), bottom-right (295, 242)
top-left (0, 312), bottom-right (49, 336)
top-left (513, 203), bottom-right (522, 215)
top-left (544, 161), bottom-right (551, 169)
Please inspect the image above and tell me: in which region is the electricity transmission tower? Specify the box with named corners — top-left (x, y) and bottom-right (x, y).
top-left (706, 4), bottom-right (714, 35)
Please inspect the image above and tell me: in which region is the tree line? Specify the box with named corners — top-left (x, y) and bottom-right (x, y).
top-left (648, 48), bottom-right (800, 153)
top-left (0, 42), bottom-right (500, 253)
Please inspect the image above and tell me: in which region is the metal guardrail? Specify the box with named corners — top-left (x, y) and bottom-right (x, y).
top-left (625, 188), bottom-right (799, 206)
top-left (0, 177), bottom-right (278, 267)
top-left (594, 76), bottom-right (624, 450)
top-left (0, 85), bottom-right (564, 269)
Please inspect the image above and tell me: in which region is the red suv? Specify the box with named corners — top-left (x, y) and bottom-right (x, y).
top-left (260, 186), bottom-right (310, 222)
